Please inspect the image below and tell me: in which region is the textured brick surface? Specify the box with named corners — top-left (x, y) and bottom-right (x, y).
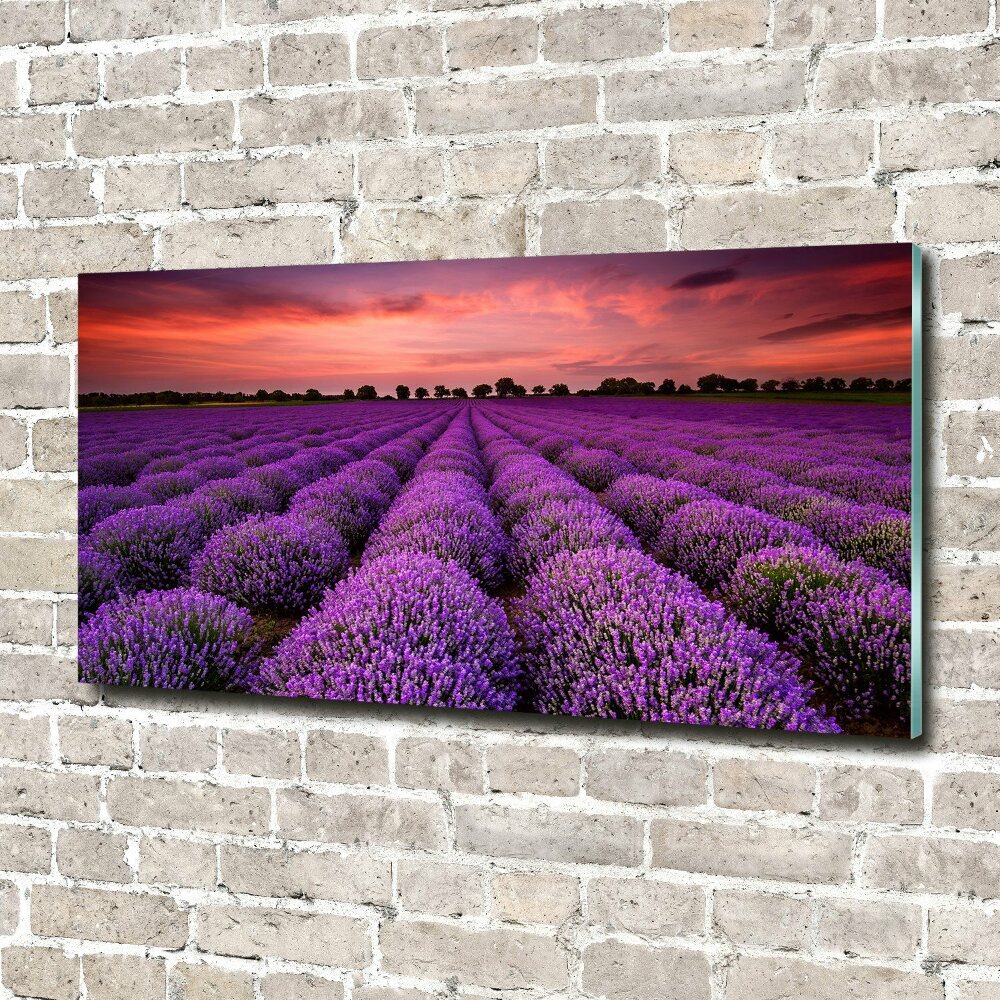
top-left (0, 0), bottom-right (993, 994)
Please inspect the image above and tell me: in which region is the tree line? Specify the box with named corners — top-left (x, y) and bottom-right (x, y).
top-left (80, 373), bottom-right (911, 408)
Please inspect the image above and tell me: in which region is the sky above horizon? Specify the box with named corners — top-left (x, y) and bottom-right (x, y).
top-left (79, 244), bottom-right (914, 395)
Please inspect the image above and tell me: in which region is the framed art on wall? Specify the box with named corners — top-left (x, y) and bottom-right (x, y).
top-left (78, 243), bottom-right (921, 738)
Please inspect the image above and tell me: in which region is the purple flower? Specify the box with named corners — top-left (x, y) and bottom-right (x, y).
top-left (79, 483), bottom-right (152, 534)
top-left (257, 551), bottom-right (521, 709)
top-left (558, 446), bottom-right (634, 492)
top-left (193, 513), bottom-right (350, 614)
top-left (79, 546), bottom-right (123, 616)
top-left (515, 546), bottom-right (838, 732)
top-left (604, 475), bottom-right (708, 546)
top-left (79, 588), bottom-right (258, 691)
top-left (135, 469), bottom-right (204, 502)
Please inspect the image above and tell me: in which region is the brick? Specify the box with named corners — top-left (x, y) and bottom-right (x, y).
top-left (0, 599), bottom-right (52, 646)
top-left (816, 897), bottom-right (921, 960)
top-left (224, 727), bottom-right (300, 779)
top-left (771, 120), bottom-right (874, 181)
top-left (932, 698), bottom-right (1000, 757)
top-left (0, 824), bottom-right (51, 873)
top-left (277, 788), bottom-right (447, 849)
top-left (31, 885), bottom-right (188, 947)
top-left (653, 819), bottom-right (852, 883)
top-left (0, 879), bottom-right (17, 935)
top-left (229, 0), bottom-right (389, 23)
top-left (198, 905), bottom-right (370, 966)
top-left (305, 731), bottom-right (389, 784)
top-left (241, 91), bottom-right (407, 147)
top-left (714, 759), bottom-right (814, 813)
top-left (0, 713), bottom-right (50, 762)
top-left (1, 947), bottom-right (79, 1000)
top-left (773, 0), bottom-right (875, 45)
top-left (186, 152), bottom-right (352, 210)
top-left (107, 777), bottom-right (271, 835)
top-left (141, 724), bottom-right (217, 773)
top-left (882, 114), bottom-right (1000, 174)
top-left (262, 974), bottom-right (345, 1000)
top-left (359, 148), bottom-right (445, 201)
top-left (669, 0), bottom-right (767, 50)
top-left (69, 0), bottom-right (221, 40)
top-left (0, 416), bottom-right (27, 471)
top-left (455, 803), bottom-right (643, 865)
top-left (346, 203), bottom-right (524, 263)
top-left (885, 0), bottom-right (988, 37)
top-left (0, 479), bottom-right (74, 533)
top-left (931, 488), bottom-right (1000, 550)
top-left (270, 33), bottom-right (349, 86)
top-left (57, 829), bottom-right (130, 884)
top-left (46, 292), bottom-right (76, 345)
top-left (863, 832), bottom-right (1000, 897)
top-left (104, 49), bottom-right (181, 100)
top-left (491, 871), bottom-right (578, 925)
top-left (0, 292), bottom-right (46, 345)
top-left (0, 653), bottom-right (94, 703)
top-left (606, 59), bottom-right (806, 122)
top-left (59, 715), bottom-right (133, 768)
top-left (188, 42), bottom-right (263, 91)
top-left (0, 768), bottom-right (99, 822)
top-left (816, 45), bottom-right (1000, 110)
top-left (139, 836), bottom-right (216, 889)
top-left (160, 216), bottom-right (331, 270)
top-left (725, 955), bottom-right (943, 1000)
top-left (416, 77), bottom-right (597, 134)
top-left (74, 104), bottom-right (233, 157)
top-left (933, 772), bottom-right (1000, 832)
top-left (0, 1), bottom-right (65, 46)
top-left (541, 199), bottom-right (666, 255)
top-left (819, 765), bottom-right (923, 823)
top-left (353, 988), bottom-right (433, 1000)
top-left (0, 224), bottom-right (154, 281)
top-left (943, 409), bottom-right (1000, 478)
top-left (358, 25), bottom-right (442, 78)
top-left (0, 355), bottom-right (71, 408)
top-left (547, 134), bottom-right (660, 190)
top-left (587, 749), bottom-right (706, 806)
top-left (221, 844), bottom-right (391, 905)
top-left (55, 601), bottom-right (76, 646)
top-left (1, 115), bottom-right (66, 165)
top-left (679, 186), bottom-right (895, 249)
top-left (0, 62), bottom-right (16, 111)
top-left (382, 920), bottom-right (567, 990)
top-left (395, 736), bottom-right (482, 792)
top-left (29, 53), bottom-right (98, 106)
top-left (954, 984), bottom-right (1000, 1000)
top-left (929, 333), bottom-right (1000, 398)
top-left (171, 964), bottom-right (254, 1000)
top-left (544, 6), bottom-right (663, 62)
top-left (589, 878), bottom-right (704, 937)
top-left (713, 889), bottom-right (811, 949)
top-left (929, 629), bottom-right (999, 688)
top-left (908, 185), bottom-right (1000, 245)
top-left (930, 564), bottom-right (1000, 622)
top-left (399, 858), bottom-right (483, 917)
top-left (83, 956), bottom-right (165, 1000)
top-left (0, 174), bottom-right (16, 217)
top-left (928, 905), bottom-right (1000, 964)
top-left (32, 417), bottom-right (76, 472)
top-left (104, 163), bottom-right (182, 213)
top-left (940, 254), bottom-right (1000, 321)
top-left (486, 745), bottom-right (579, 796)
top-left (448, 18), bottom-right (536, 70)
top-left (582, 940), bottom-right (711, 1000)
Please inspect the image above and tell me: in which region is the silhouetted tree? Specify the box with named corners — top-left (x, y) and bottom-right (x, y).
top-left (472, 383), bottom-right (492, 399)
top-left (697, 373), bottom-right (726, 393)
top-left (781, 379), bottom-right (801, 392)
top-left (850, 377), bottom-right (874, 391)
top-left (396, 384), bottom-right (411, 400)
top-left (657, 378), bottom-right (676, 395)
top-left (512, 384), bottom-right (527, 398)
top-left (551, 383), bottom-right (570, 396)
top-left (304, 388), bottom-right (322, 400)
top-left (874, 377), bottom-right (895, 392)
top-left (532, 385), bottom-right (546, 395)
top-left (356, 385), bottom-right (378, 401)
top-left (719, 377), bottom-right (740, 392)
top-left (827, 377), bottom-right (847, 391)
top-left (415, 386), bottom-right (429, 399)
top-left (738, 378), bottom-right (758, 393)
top-left (495, 377), bottom-right (517, 398)
top-left (342, 388), bottom-right (355, 400)
top-left (452, 387), bottom-right (468, 398)
top-left (803, 376), bottom-right (826, 392)
top-left (761, 379), bottom-right (780, 392)
top-left (433, 384), bottom-right (449, 399)
top-left (677, 383), bottom-right (693, 395)
top-left (255, 388), bottom-right (269, 400)
top-left (893, 378), bottom-right (912, 392)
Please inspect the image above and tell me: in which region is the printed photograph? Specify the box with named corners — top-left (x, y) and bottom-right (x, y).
top-left (78, 244), bottom-right (918, 737)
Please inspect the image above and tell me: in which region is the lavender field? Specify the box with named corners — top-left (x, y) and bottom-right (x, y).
top-left (78, 396), bottom-right (912, 736)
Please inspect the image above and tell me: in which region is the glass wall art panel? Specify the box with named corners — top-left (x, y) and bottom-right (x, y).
top-left (78, 243), bottom-right (922, 738)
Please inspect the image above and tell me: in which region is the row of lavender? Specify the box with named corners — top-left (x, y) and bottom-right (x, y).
top-left (78, 398), bottom-right (911, 734)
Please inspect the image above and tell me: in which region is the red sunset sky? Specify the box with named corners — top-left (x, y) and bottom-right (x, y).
top-left (79, 244), bottom-right (914, 395)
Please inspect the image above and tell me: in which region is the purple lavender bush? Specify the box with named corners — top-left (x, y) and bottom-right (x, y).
top-left (603, 475), bottom-right (707, 546)
top-left (558, 446), bottom-right (634, 492)
top-left (79, 588), bottom-right (258, 691)
top-left (79, 483), bottom-right (152, 534)
top-left (78, 546), bottom-right (123, 616)
top-left (257, 551), bottom-right (521, 709)
top-left (193, 513), bottom-right (350, 614)
top-left (515, 546), bottom-right (838, 732)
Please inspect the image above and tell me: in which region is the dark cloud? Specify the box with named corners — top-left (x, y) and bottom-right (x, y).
top-left (759, 305), bottom-right (911, 342)
top-left (670, 266), bottom-right (741, 291)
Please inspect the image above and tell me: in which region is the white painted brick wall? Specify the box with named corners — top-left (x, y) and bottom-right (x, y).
top-left (0, 0), bottom-right (997, 995)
